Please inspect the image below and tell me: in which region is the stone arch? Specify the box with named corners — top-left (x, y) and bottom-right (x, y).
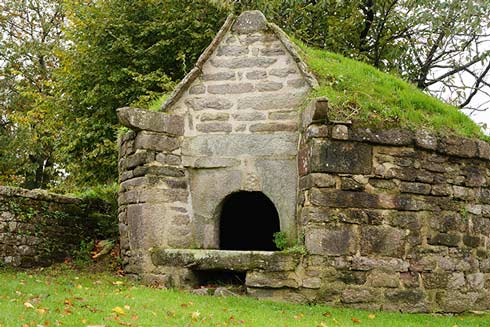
top-left (218, 191), bottom-right (280, 251)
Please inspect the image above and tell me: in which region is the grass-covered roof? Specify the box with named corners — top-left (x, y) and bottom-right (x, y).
top-left (296, 40), bottom-right (488, 141)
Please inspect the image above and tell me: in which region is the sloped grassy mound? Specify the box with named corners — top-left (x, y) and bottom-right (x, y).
top-left (297, 42), bottom-right (488, 140)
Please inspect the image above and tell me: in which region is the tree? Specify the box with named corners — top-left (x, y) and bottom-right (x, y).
top-left (56, 0), bottom-right (229, 187)
top-left (0, 0), bottom-right (65, 188)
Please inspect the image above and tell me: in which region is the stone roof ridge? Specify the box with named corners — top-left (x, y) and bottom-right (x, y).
top-left (160, 10), bottom-right (319, 112)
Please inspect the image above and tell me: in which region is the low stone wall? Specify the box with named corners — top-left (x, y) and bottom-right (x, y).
top-left (295, 120), bottom-right (490, 312)
top-left (0, 186), bottom-right (111, 267)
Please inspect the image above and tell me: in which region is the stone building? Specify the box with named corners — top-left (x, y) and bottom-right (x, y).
top-left (118, 11), bottom-right (490, 312)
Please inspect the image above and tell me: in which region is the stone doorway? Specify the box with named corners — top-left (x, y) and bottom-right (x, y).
top-left (219, 191), bottom-right (280, 251)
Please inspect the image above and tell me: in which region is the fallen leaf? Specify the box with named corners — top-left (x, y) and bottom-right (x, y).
top-left (191, 311), bottom-right (200, 321)
top-left (112, 306), bottom-right (126, 316)
top-left (368, 314), bottom-right (376, 319)
top-left (322, 312), bottom-right (332, 317)
top-left (36, 308), bottom-right (48, 314)
top-left (351, 317), bottom-right (361, 323)
top-left (24, 302), bottom-right (35, 309)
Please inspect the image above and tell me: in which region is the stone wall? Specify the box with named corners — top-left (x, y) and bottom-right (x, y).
top-left (0, 186), bottom-right (110, 267)
top-left (149, 118), bottom-right (490, 313)
top-left (292, 109), bottom-right (490, 312)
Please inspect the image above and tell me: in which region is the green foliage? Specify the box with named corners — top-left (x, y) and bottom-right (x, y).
top-left (273, 231), bottom-right (307, 255)
top-left (72, 240), bottom-right (95, 266)
top-left (273, 231), bottom-right (289, 250)
top-left (56, 0), bottom-right (229, 188)
top-left (73, 183), bottom-right (119, 240)
top-left (0, 0), bottom-right (66, 189)
top-left (148, 93), bottom-right (170, 111)
top-left (297, 41), bottom-right (488, 140)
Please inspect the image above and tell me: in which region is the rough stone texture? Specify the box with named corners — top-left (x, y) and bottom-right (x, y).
top-left (117, 9), bottom-right (490, 314)
top-left (117, 107), bottom-right (184, 136)
top-left (0, 186), bottom-right (110, 267)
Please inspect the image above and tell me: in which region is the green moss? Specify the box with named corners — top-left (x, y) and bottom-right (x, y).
top-left (295, 40), bottom-right (488, 141)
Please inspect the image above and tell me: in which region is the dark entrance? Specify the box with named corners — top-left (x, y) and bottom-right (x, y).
top-left (219, 191), bottom-right (280, 251)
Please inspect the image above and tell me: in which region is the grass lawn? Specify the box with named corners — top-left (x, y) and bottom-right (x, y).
top-left (0, 265), bottom-right (489, 327)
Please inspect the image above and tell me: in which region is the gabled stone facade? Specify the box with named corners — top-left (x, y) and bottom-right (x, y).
top-left (118, 11), bottom-right (490, 313)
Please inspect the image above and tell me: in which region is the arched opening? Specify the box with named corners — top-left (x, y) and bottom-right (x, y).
top-left (219, 191), bottom-right (280, 251)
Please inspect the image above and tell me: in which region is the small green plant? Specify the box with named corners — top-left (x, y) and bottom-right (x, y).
top-left (72, 239), bottom-right (95, 266)
top-left (273, 231), bottom-right (289, 250)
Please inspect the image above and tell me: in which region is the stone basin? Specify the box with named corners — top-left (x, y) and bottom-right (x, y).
top-left (150, 248), bottom-right (300, 272)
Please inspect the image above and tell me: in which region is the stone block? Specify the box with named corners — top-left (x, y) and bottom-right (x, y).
top-left (415, 130), bottom-right (438, 150)
top-left (360, 225), bottom-right (405, 256)
top-left (331, 125), bottom-right (349, 140)
top-left (305, 225), bottom-right (357, 256)
top-left (269, 67), bottom-right (297, 77)
top-left (249, 122), bottom-right (297, 133)
top-left (135, 132), bottom-right (180, 152)
top-left (428, 233), bottom-right (461, 247)
top-left (467, 272), bottom-right (484, 290)
top-left (422, 272), bottom-right (449, 289)
top-left (350, 128), bottom-right (414, 146)
top-left (437, 291), bottom-right (478, 313)
top-left (231, 10), bottom-right (268, 34)
top-left (384, 289), bottom-right (427, 308)
top-left (202, 72), bottom-right (236, 81)
top-left (341, 288), bottom-right (381, 304)
top-left (256, 81), bottom-right (283, 92)
top-left (310, 140), bottom-right (372, 174)
top-left (117, 107), bottom-right (184, 136)
top-left (340, 177), bottom-right (364, 191)
top-left (199, 112), bottom-right (230, 122)
top-left (189, 84), bottom-right (205, 94)
top-left (196, 122), bottom-right (232, 133)
top-left (207, 83), bottom-right (254, 94)
top-left (309, 173), bottom-right (337, 188)
top-left (123, 151), bottom-right (155, 170)
top-left (366, 270), bottom-right (400, 288)
top-left (260, 47), bottom-right (286, 56)
top-left (477, 140), bottom-right (490, 160)
top-left (182, 133), bottom-right (299, 159)
top-left (246, 271), bottom-right (299, 288)
top-left (185, 97), bottom-right (233, 111)
top-left (439, 136), bottom-right (478, 158)
top-left (399, 182), bottom-right (431, 195)
top-left (217, 45), bottom-right (249, 56)
top-left (183, 156), bottom-right (240, 168)
top-left (351, 256), bottom-right (409, 272)
top-left (301, 207), bottom-right (369, 224)
top-left (302, 277), bottom-right (321, 289)
top-left (211, 57), bottom-right (277, 69)
top-left (268, 111), bottom-right (297, 120)
top-left (310, 189), bottom-right (398, 209)
top-left (156, 153), bottom-right (182, 166)
top-left (246, 70), bottom-right (267, 80)
top-left (337, 271), bottom-right (367, 285)
top-left (232, 112), bottom-right (266, 121)
top-left (133, 166), bottom-right (185, 178)
top-left (237, 93), bottom-right (305, 110)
